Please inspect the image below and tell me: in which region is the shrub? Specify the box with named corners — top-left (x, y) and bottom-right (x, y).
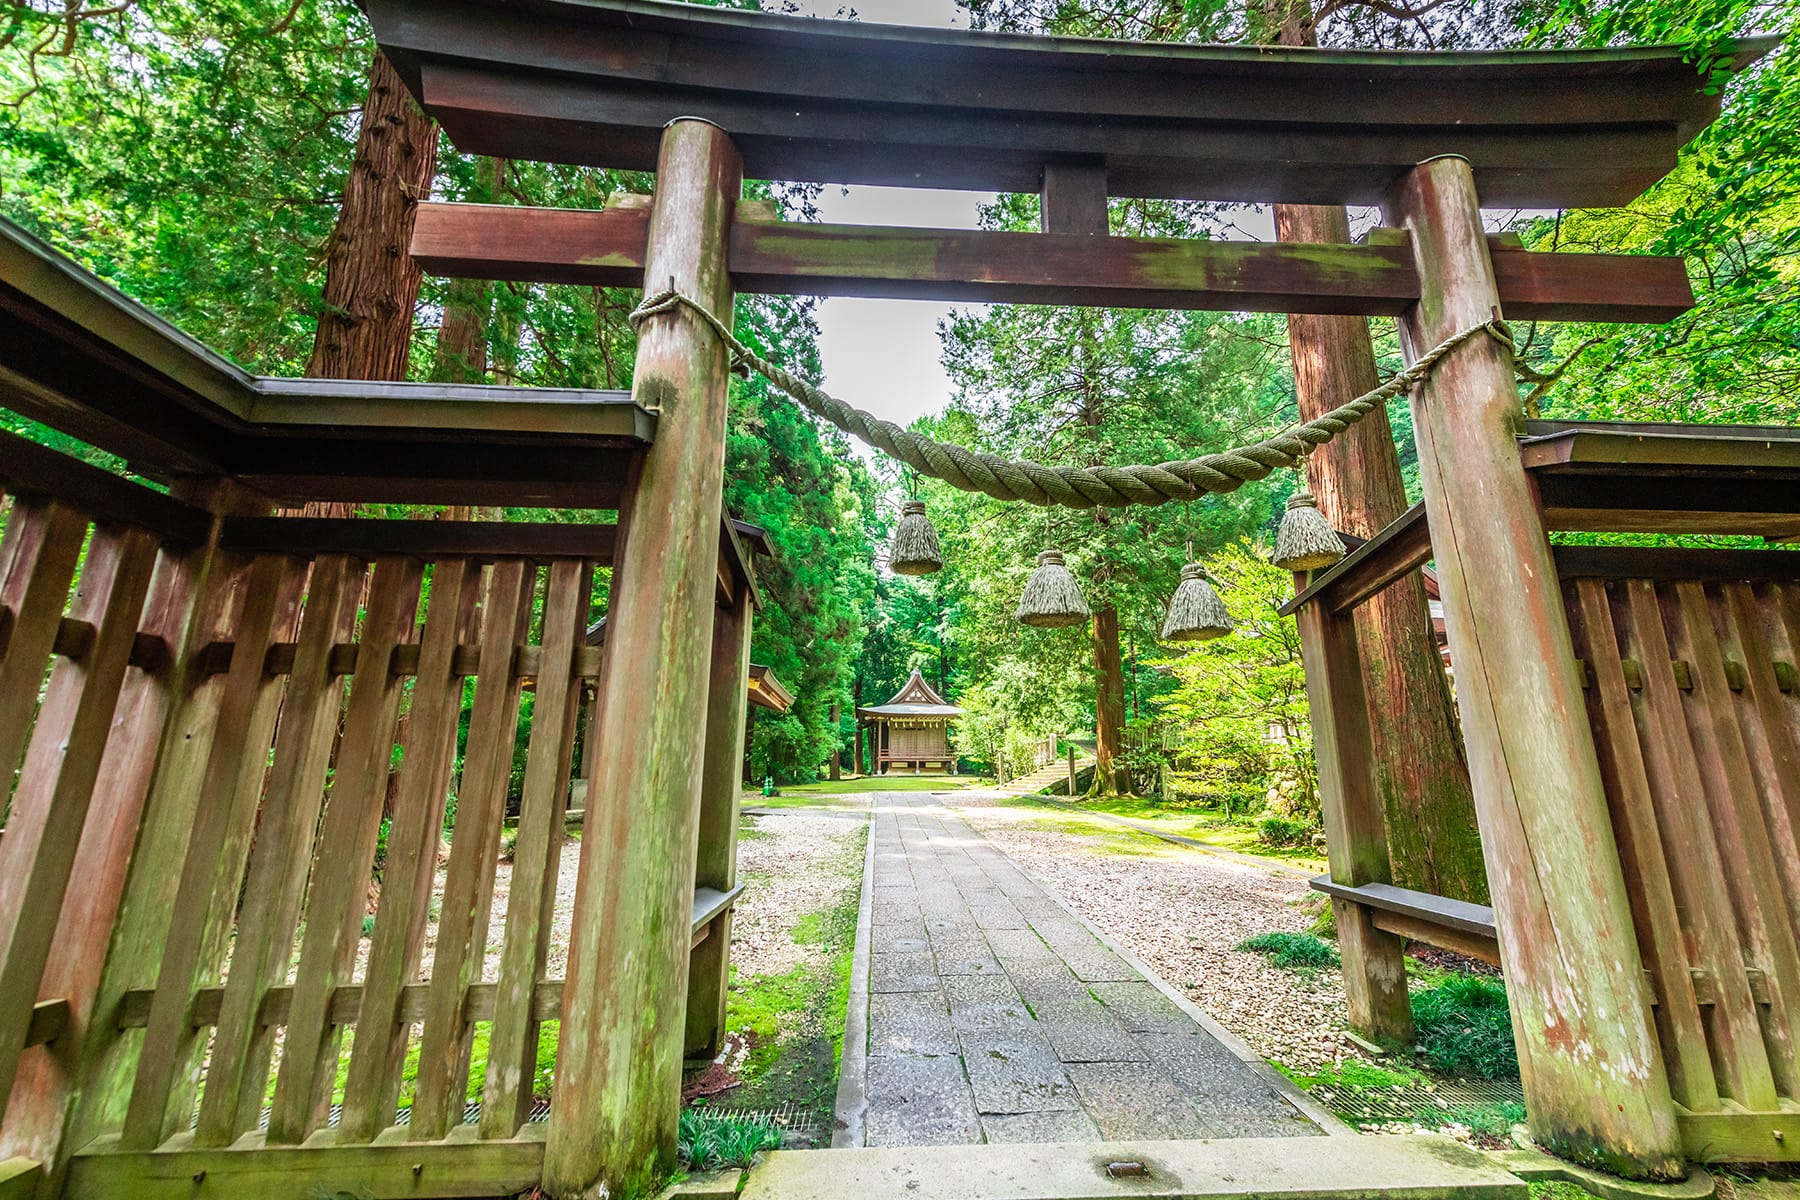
top-left (1411, 975), bottom-right (1518, 1079)
top-left (1256, 814), bottom-right (1311, 848)
top-left (677, 1109), bottom-right (783, 1170)
top-left (1237, 931), bottom-right (1339, 970)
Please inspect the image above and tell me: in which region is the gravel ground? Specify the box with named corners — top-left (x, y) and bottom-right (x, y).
top-left (730, 805), bottom-right (868, 981)
top-left (946, 790), bottom-right (1356, 1076)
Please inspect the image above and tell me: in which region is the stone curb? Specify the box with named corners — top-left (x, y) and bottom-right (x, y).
top-left (830, 797), bottom-right (878, 1148)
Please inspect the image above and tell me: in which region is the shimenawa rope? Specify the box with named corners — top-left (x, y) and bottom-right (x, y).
top-left (629, 288), bottom-right (1512, 511)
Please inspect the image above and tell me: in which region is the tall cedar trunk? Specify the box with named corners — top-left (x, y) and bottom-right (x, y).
top-left (1272, 190), bottom-right (1488, 898)
top-left (431, 158), bottom-right (505, 384)
top-left (1091, 606), bottom-right (1128, 794)
top-left (306, 50), bottom-right (438, 382)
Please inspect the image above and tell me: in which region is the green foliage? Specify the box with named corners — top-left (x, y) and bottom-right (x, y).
top-left (1256, 814), bottom-right (1312, 848)
top-left (677, 1109), bottom-right (783, 1171)
top-left (1280, 1056), bottom-right (1429, 1092)
top-left (1438, 1100), bottom-right (1529, 1139)
top-left (1237, 930), bottom-right (1340, 970)
top-left (1411, 975), bottom-right (1520, 1080)
top-left (1151, 543), bottom-right (1317, 814)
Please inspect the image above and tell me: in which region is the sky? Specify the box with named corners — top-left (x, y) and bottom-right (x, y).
top-left (786, 0), bottom-right (988, 430)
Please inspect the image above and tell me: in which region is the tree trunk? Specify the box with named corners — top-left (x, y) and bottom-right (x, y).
top-left (1250, 0), bottom-right (1487, 902)
top-left (431, 158), bottom-right (504, 384)
top-left (828, 702), bottom-right (841, 781)
top-left (1274, 206), bottom-right (1487, 902)
top-left (1091, 606), bottom-right (1127, 795)
top-left (306, 50), bottom-right (439, 382)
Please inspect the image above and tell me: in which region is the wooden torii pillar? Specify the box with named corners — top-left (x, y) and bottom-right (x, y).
top-left (1385, 155), bottom-right (1681, 1179)
top-left (545, 118), bottom-right (741, 1199)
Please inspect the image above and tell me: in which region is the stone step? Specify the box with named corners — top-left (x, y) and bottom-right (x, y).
top-left (740, 1134), bottom-right (1525, 1200)
top-left (1004, 758), bottom-right (1095, 795)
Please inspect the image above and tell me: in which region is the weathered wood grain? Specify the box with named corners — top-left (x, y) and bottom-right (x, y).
top-left (193, 555), bottom-right (362, 1148)
top-left (543, 119), bottom-right (740, 1199)
top-left (410, 560), bottom-right (534, 1141)
top-left (120, 551), bottom-right (306, 1150)
top-left (412, 201), bottom-right (1694, 322)
top-left (0, 525), bottom-right (158, 1126)
top-left (685, 589), bottom-right (753, 1058)
top-left (1385, 155), bottom-right (1681, 1179)
top-left (267, 558), bottom-right (423, 1146)
top-left (1294, 590), bottom-right (1413, 1047)
top-left (482, 560), bottom-right (587, 1140)
top-left (1563, 579), bottom-right (1718, 1111)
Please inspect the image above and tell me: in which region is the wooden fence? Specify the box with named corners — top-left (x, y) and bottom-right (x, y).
top-left (0, 437), bottom-right (754, 1198)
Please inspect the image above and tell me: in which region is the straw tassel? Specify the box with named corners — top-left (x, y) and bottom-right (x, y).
top-left (1161, 563), bottom-right (1235, 642)
top-left (1015, 550), bottom-right (1090, 628)
top-left (1272, 490), bottom-right (1346, 572)
top-left (890, 499), bottom-right (943, 576)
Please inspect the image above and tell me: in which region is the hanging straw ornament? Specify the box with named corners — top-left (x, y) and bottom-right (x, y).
top-left (890, 499), bottom-right (943, 575)
top-left (1161, 562), bottom-right (1235, 642)
top-left (1272, 456), bottom-right (1347, 572)
top-left (1015, 550), bottom-right (1091, 628)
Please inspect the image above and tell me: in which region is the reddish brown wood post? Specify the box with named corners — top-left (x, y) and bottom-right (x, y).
top-left (1385, 155), bottom-right (1680, 1179)
top-left (687, 584), bottom-right (753, 1058)
top-left (544, 118), bottom-right (741, 1199)
top-left (1293, 585), bottom-right (1413, 1047)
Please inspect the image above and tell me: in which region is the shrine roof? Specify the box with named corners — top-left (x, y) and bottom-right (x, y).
top-left (368, 0), bottom-right (1773, 208)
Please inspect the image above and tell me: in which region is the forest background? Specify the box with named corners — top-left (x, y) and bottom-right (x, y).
top-left (1, 0), bottom-right (1793, 847)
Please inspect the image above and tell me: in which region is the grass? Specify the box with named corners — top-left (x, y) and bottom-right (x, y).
top-left (1411, 974), bottom-right (1518, 1079)
top-left (1280, 1057), bottom-right (1429, 1092)
top-left (678, 1109), bottom-right (783, 1170)
top-left (703, 822), bottom-right (867, 1137)
top-left (1237, 930), bottom-right (1340, 971)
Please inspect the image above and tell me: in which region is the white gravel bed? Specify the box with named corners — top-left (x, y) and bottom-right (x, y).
top-left (731, 806), bottom-right (868, 981)
top-left (946, 791), bottom-right (1355, 1075)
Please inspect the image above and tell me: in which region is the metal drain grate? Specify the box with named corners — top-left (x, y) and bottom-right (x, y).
top-left (1311, 1076), bottom-right (1525, 1124)
top-left (694, 1101), bottom-right (827, 1146)
top-left (229, 1098), bottom-right (554, 1132)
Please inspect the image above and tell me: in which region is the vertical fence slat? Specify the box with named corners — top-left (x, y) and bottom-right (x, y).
top-left (0, 500), bottom-right (89, 808)
top-left (0, 525), bottom-right (158, 1123)
top-left (1620, 580), bottom-right (1777, 1110)
top-left (267, 556), bottom-right (423, 1146)
top-left (1566, 579), bottom-right (1718, 1111)
top-left (1740, 582), bottom-right (1800, 946)
top-left (482, 559), bottom-right (588, 1139)
top-left (411, 560), bottom-right (532, 1140)
top-left (340, 559), bottom-right (475, 1142)
top-left (1668, 581), bottom-right (1800, 1097)
top-left (194, 554), bottom-right (363, 1147)
top-left (120, 552), bottom-right (307, 1150)
top-left (0, 541), bottom-right (205, 1179)
top-left (66, 538), bottom-right (243, 1150)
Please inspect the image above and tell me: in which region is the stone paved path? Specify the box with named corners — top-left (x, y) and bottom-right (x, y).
top-left (858, 793), bottom-right (1323, 1147)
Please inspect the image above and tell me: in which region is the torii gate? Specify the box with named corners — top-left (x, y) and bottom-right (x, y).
top-left (361, 1), bottom-right (1775, 1191)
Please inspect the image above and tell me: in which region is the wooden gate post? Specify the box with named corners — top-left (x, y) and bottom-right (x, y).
top-left (1294, 589), bottom-right (1413, 1047)
top-left (544, 118), bottom-right (741, 1200)
top-left (1384, 155), bottom-right (1681, 1179)
top-left (687, 584), bottom-right (753, 1058)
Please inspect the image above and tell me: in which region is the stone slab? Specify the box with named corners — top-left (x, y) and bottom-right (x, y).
top-left (741, 1134), bottom-right (1529, 1200)
top-left (1064, 1062), bottom-right (1214, 1141)
top-left (943, 974), bottom-right (1035, 1032)
top-left (864, 1054), bottom-right (981, 1148)
top-left (985, 927), bottom-right (1058, 962)
top-left (1088, 981), bottom-right (1202, 1034)
top-left (1033, 998), bottom-right (1147, 1064)
top-left (870, 951), bottom-right (942, 993)
top-left (869, 990), bottom-right (960, 1058)
top-left (959, 1028), bottom-right (1081, 1115)
top-left (979, 1109), bottom-right (1104, 1145)
top-left (932, 935), bottom-right (1005, 977)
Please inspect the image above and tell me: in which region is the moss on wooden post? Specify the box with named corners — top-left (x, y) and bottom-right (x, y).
top-left (542, 118), bottom-right (742, 1200)
top-left (1384, 155), bottom-right (1681, 1180)
top-left (687, 585), bottom-right (754, 1058)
